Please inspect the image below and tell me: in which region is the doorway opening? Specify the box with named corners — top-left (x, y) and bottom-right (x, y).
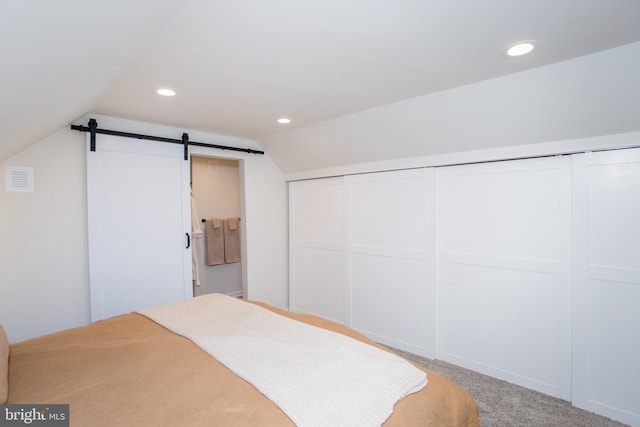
top-left (190, 156), bottom-right (243, 298)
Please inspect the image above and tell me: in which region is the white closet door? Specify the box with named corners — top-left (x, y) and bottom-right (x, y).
top-left (87, 135), bottom-right (192, 321)
top-left (289, 178), bottom-right (345, 323)
top-left (345, 168), bottom-right (436, 357)
top-left (572, 149), bottom-right (640, 426)
top-left (437, 156), bottom-right (572, 399)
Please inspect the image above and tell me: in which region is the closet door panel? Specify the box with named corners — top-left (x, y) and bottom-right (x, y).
top-left (437, 157), bottom-right (572, 399)
top-left (440, 167), bottom-right (562, 260)
top-left (346, 168), bottom-right (436, 358)
top-left (572, 149), bottom-right (640, 426)
top-left (289, 178), bottom-right (345, 323)
top-left (351, 254), bottom-right (431, 355)
top-left (291, 246), bottom-right (345, 323)
top-left (291, 180), bottom-right (344, 243)
top-left (440, 263), bottom-right (564, 387)
top-left (587, 160), bottom-right (640, 271)
top-left (349, 172), bottom-right (428, 250)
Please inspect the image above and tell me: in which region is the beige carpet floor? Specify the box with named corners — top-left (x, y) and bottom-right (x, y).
top-left (386, 346), bottom-right (628, 427)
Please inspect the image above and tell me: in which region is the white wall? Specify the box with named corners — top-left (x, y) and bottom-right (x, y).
top-left (238, 152), bottom-right (289, 308)
top-left (0, 128), bottom-right (90, 342)
top-left (0, 115), bottom-right (288, 342)
top-left (263, 41), bottom-right (640, 178)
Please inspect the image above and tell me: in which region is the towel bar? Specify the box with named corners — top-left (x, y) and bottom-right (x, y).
top-left (201, 218), bottom-right (241, 223)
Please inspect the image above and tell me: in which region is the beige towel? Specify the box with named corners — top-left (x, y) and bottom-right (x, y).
top-left (205, 219), bottom-right (224, 266)
top-left (224, 218), bottom-right (241, 263)
top-left (228, 217), bottom-right (239, 230)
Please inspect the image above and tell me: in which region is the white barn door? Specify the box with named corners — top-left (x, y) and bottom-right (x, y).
top-left (87, 135), bottom-right (192, 321)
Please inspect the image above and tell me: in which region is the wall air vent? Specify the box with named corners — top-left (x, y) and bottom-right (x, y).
top-left (5, 166), bottom-right (35, 192)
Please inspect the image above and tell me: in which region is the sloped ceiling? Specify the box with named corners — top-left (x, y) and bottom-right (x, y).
top-left (0, 0), bottom-right (187, 161)
top-left (3, 0), bottom-right (640, 167)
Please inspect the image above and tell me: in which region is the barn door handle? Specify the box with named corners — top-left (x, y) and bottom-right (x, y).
top-left (186, 233), bottom-right (191, 249)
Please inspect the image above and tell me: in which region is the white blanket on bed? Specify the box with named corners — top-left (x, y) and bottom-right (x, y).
top-left (137, 294), bottom-right (427, 427)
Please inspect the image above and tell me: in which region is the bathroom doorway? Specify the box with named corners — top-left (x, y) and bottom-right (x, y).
top-left (190, 156), bottom-right (242, 297)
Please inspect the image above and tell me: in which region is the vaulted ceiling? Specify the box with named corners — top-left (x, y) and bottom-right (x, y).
top-left (3, 0), bottom-right (640, 166)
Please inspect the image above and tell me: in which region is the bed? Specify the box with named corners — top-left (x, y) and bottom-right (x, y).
top-left (2, 294), bottom-right (479, 426)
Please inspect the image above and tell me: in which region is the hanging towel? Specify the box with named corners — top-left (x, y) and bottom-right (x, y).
top-left (228, 217), bottom-right (239, 230)
top-left (206, 218), bottom-right (225, 266)
top-left (224, 218), bottom-right (241, 263)
top-left (190, 191), bottom-right (203, 286)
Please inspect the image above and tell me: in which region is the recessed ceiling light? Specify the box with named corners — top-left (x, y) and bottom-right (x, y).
top-left (277, 118), bottom-right (291, 124)
top-left (157, 88), bottom-right (176, 97)
top-left (505, 41), bottom-right (536, 57)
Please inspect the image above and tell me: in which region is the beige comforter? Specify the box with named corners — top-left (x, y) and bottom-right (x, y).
top-left (8, 301), bottom-right (479, 426)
